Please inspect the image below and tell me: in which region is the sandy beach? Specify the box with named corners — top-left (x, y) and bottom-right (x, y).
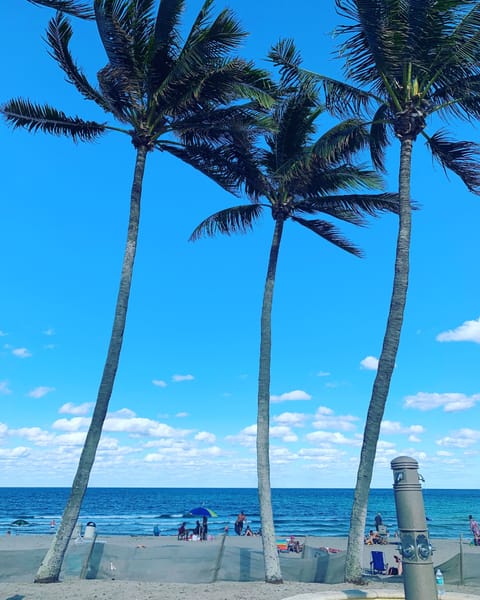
top-left (0, 534), bottom-right (478, 600)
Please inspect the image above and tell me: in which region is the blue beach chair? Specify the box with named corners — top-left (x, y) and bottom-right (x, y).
top-left (370, 550), bottom-right (388, 574)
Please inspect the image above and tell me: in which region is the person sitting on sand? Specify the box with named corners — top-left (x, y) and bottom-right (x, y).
top-left (245, 525), bottom-right (253, 536)
top-left (178, 522), bottom-right (188, 540)
top-left (287, 536), bottom-right (303, 553)
top-left (388, 555), bottom-right (403, 576)
top-left (193, 520), bottom-right (200, 536)
top-left (364, 530), bottom-right (380, 545)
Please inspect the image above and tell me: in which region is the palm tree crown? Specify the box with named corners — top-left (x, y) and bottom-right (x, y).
top-left (6, 0), bottom-right (273, 181)
top-left (326, 0), bottom-right (480, 186)
top-left (192, 43), bottom-right (398, 246)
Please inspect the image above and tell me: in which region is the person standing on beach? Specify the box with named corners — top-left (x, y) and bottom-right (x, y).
top-left (235, 511), bottom-right (246, 535)
top-left (201, 516), bottom-right (208, 541)
top-left (469, 515), bottom-right (480, 545)
top-left (374, 512), bottom-right (383, 532)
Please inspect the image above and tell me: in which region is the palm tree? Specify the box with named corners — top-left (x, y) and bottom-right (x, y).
top-left (2, 0), bottom-right (272, 583)
top-left (309, 0), bottom-right (480, 582)
top-left (190, 41), bottom-right (398, 583)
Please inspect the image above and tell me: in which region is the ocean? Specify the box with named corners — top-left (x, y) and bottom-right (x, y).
top-left (0, 487), bottom-right (477, 540)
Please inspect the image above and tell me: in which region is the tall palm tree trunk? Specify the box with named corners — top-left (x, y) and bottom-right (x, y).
top-left (257, 218), bottom-right (284, 584)
top-left (345, 138), bottom-right (413, 583)
top-left (34, 145), bottom-right (148, 583)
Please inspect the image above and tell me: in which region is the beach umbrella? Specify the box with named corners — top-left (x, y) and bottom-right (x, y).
top-left (189, 507), bottom-right (218, 518)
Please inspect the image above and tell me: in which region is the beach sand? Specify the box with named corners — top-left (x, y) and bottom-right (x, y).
top-left (0, 535), bottom-right (478, 600)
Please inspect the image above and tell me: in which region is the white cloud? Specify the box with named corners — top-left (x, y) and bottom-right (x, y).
top-left (175, 412), bottom-right (189, 418)
top-left (52, 417), bottom-right (91, 432)
top-left (270, 425), bottom-right (298, 442)
top-left (306, 430), bottom-right (361, 446)
top-left (404, 392), bottom-right (480, 412)
top-left (172, 374), bottom-right (194, 382)
top-left (195, 431), bottom-right (216, 444)
top-left (436, 317), bottom-right (480, 343)
top-left (317, 371), bottom-right (331, 377)
top-left (225, 425), bottom-right (257, 447)
top-left (0, 447), bottom-right (30, 458)
top-left (42, 328), bottom-right (55, 336)
top-left (313, 406), bottom-right (359, 432)
top-left (0, 381), bottom-right (12, 395)
top-left (381, 420), bottom-right (425, 435)
top-left (10, 426), bottom-right (54, 446)
top-left (0, 330), bottom-right (7, 337)
top-left (28, 386), bottom-right (55, 399)
top-left (152, 379), bottom-right (167, 388)
top-left (59, 402), bottom-right (93, 416)
top-left (360, 356), bottom-right (378, 370)
top-left (273, 412), bottom-right (307, 427)
top-left (55, 432), bottom-right (87, 446)
top-left (12, 347), bottom-right (32, 358)
top-left (270, 390), bottom-right (312, 403)
top-left (437, 428), bottom-right (480, 448)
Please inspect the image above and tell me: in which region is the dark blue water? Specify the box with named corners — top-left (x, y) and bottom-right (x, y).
top-left (0, 488), bottom-right (477, 539)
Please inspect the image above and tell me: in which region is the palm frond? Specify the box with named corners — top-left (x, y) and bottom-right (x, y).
top-left (321, 76), bottom-right (379, 118)
top-left (94, 0), bottom-right (139, 75)
top-left (369, 103), bottom-right (391, 172)
top-left (268, 38), bottom-right (315, 89)
top-left (97, 64), bottom-right (141, 122)
top-left (334, 0), bottom-right (401, 89)
top-left (170, 104), bottom-right (261, 145)
top-left (422, 2), bottom-right (480, 93)
top-left (295, 192), bottom-right (399, 220)
top-left (298, 164), bottom-right (384, 198)
top-left (311, 118), bottom-right (370, 165)
top-left (291, 215), bottom-right (363, 256)
top-left (426, 130), bottom-right (480, 194)
top-left (150, 0), bottom-right (185, 88)
top-left (1, 99), bottom-right (107, 142)
top-left (431, 75), bottom-right (480, 121)
top-left (189, 204), bottom-right (264, 240)
top-left (174, 59), bottom-right (275, 113)
top-left (27, 0), bottom-right (94, 18)
top-left (149, 4), bottom-right (270, 114)
top-left (271, 87), bottom-right (318, 174)
top-left (46, 13), bottom-right (111, 112)
top-left (163, 138), bottom-right (269, 198)
top-left (177, 1), bottom-right (245, 77)
top-left (293, 201), bottom-right (366, 226)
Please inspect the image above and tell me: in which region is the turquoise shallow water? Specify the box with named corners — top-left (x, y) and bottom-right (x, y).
top-left (0, 487), bottom-right (477, 539)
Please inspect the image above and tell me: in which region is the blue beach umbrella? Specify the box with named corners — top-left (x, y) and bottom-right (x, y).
top-left (189, 507), bottom-right (218, 518)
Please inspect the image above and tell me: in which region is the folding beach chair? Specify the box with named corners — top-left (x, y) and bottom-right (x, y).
top-left (370, 550), bottom-right (389, 574)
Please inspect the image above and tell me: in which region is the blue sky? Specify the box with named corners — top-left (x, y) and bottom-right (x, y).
top-left (1, 1), bottom-right (480, 489)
